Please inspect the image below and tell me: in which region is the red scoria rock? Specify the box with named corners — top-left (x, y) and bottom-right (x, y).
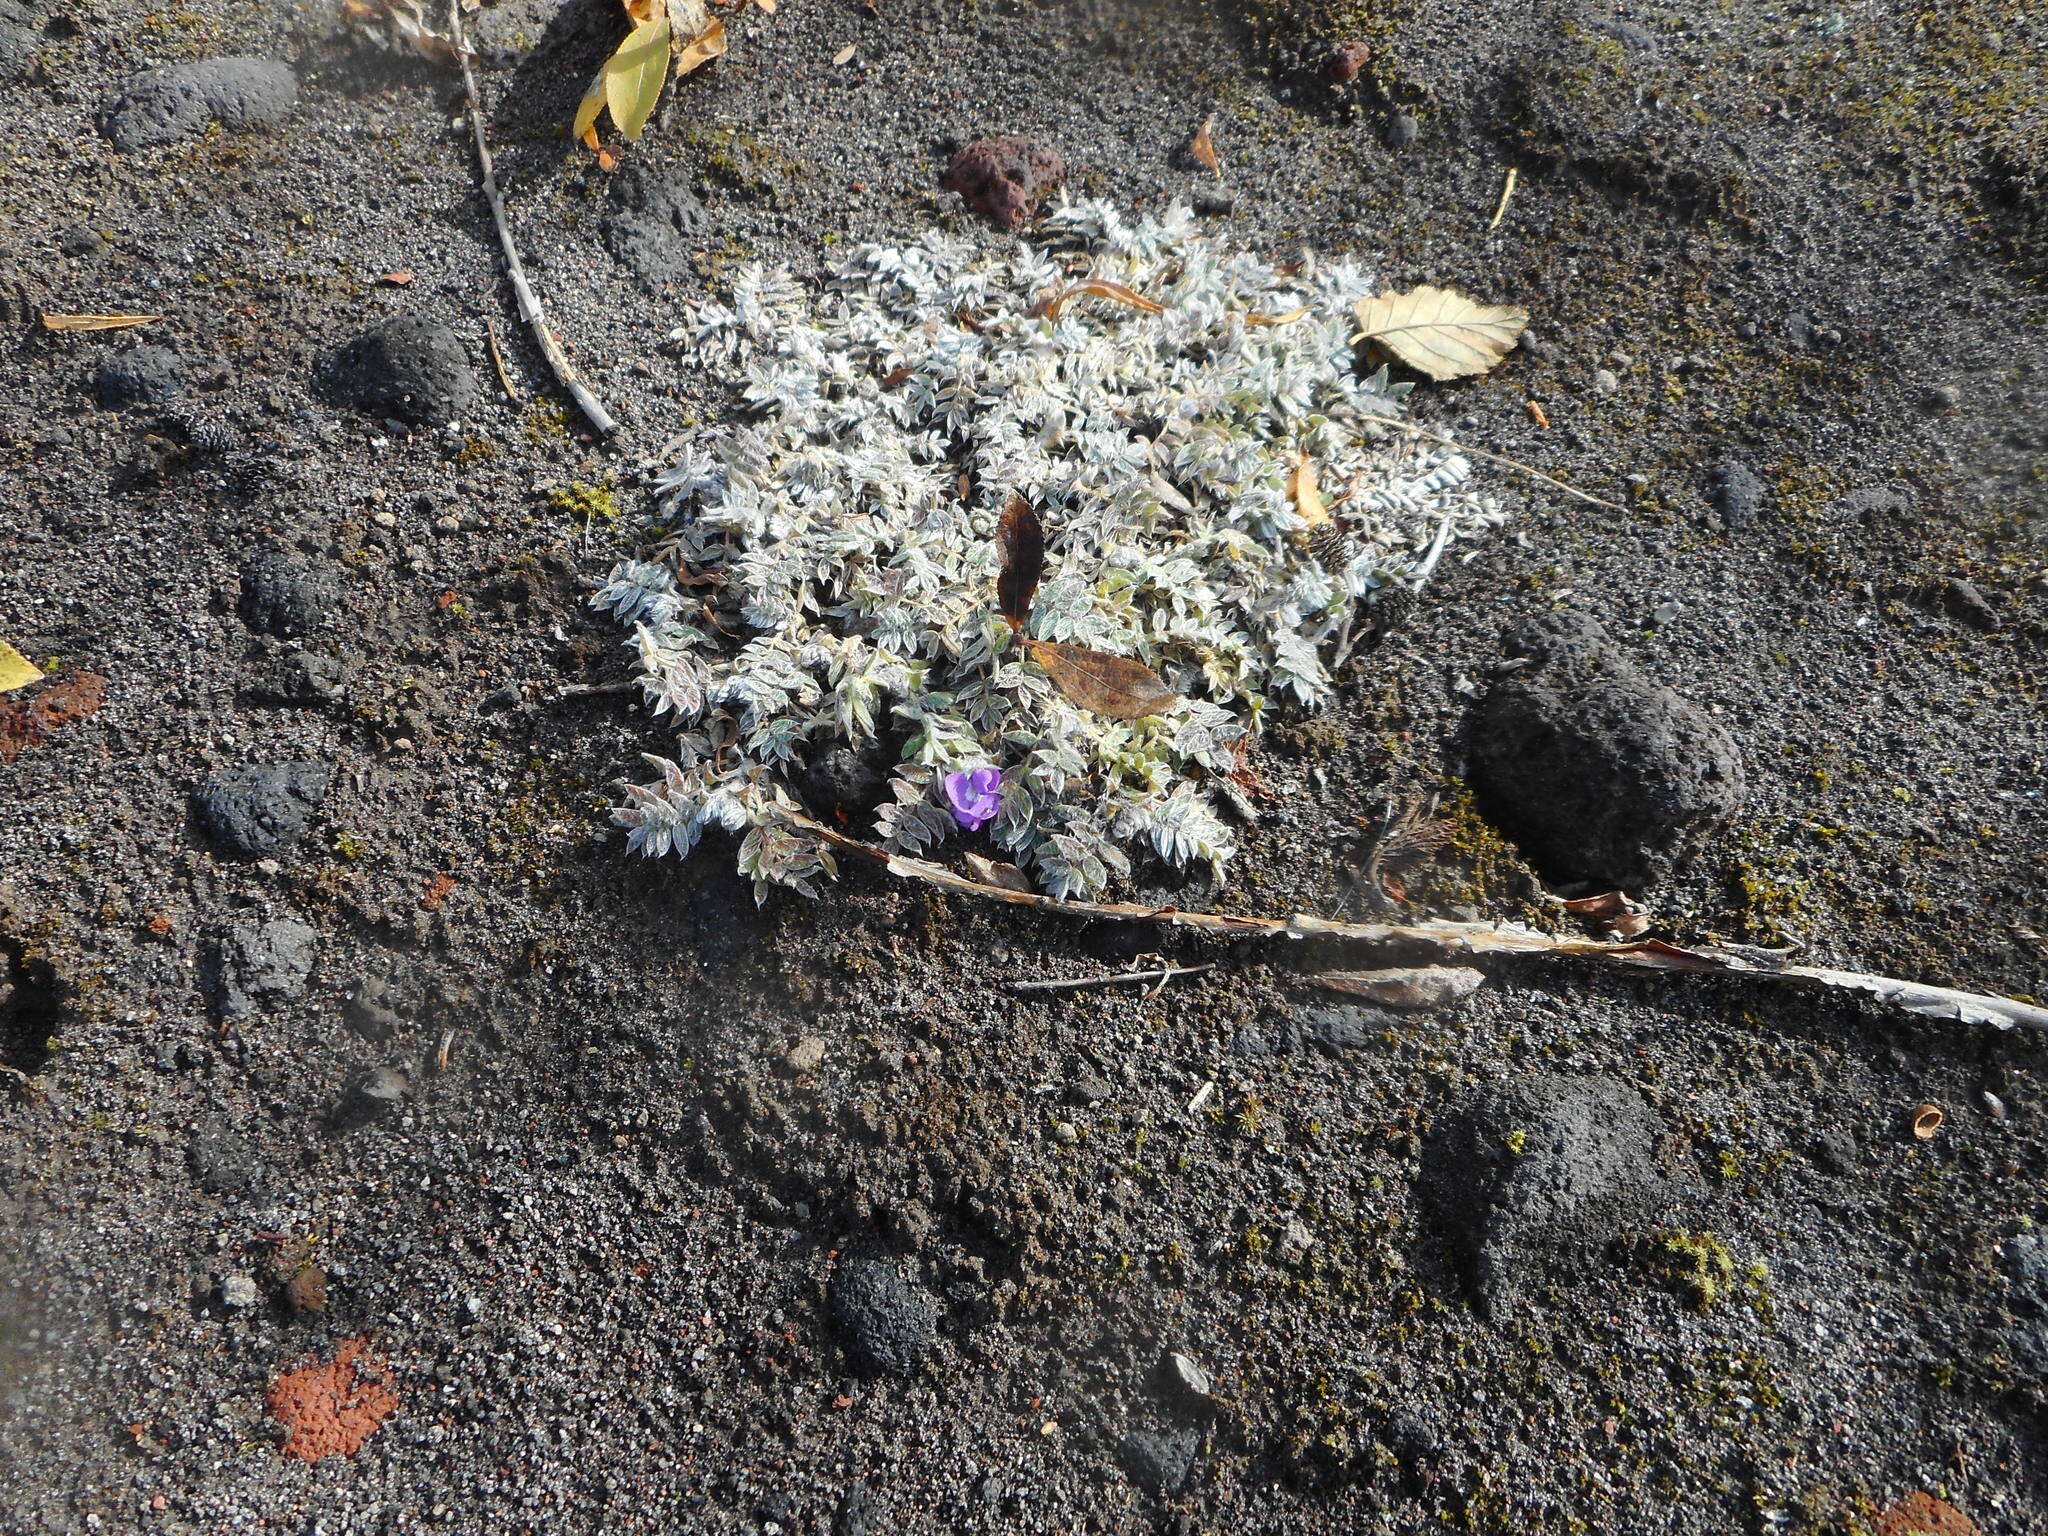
top-left (941, 137), bottom-right (1065, 232)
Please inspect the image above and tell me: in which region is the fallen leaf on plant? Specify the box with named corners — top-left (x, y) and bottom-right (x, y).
top-left (1289, 452), bottom-right (1330, 530)
top-left (995, 493), bottom-right (1044, 631)
top-left (1314, 965), bottom-right (1484, 1011)
top-left (1188, 113), bottom-right (1220, 176)
top-left (1352, 284), bottom-right (1528, 381)
top-left (964, 853), bottom-right (1034, 893)
top-left (1024, 641), bottom-right (1178, 720)
top-left (1246, 305), bottom-right (1311, 327)
top-left (0, 642), bottom-right (42, 694)
top-left (605, 12), bottom-right (673, 141)
top-left (1031, 281), bottom-right (1164, 322)
top-left (41, 313), bottom-right (161, 332)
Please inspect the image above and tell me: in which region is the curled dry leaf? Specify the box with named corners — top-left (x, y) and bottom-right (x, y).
top-left (1188, 114), bottom-right (1220, 177)
top-left (1288, 452), bottom-right (1330, 530)
top-left (964, 853), bottom-right (1035, 894)
top-left (1314, 965), bottom-right (1485, 1011)
top-left (1910, 1102), bottom-right (1944, 1140)
top-left (1561, 889), bottom-right (1650, 940)
top-left (1352, 284), bottom-right (1528, 381)
top-left (0, 641), bottom-right (43, 695)
top-left (342, 0), bottom-right (462, 60)
top-left (1032, 281), bottom-right (1164, 322)
top-left (1246, 305), bottom-right (1312, 327)
top-left (41, 313), bottom-right (161, 332)
top-left (673, 17), bottom-right (726, 76)
top-left (995, 493), bottom-right (1044, 631)
top-left (1023, 640), bottom-right (1178, 720)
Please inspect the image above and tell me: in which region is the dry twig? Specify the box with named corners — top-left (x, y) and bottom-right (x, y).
top-left (1357, 411), bottom-right (1623, 512)
top-left (1005, 963), bottom-right (1214, 995)
top-left (448, 2), bottom-right (617, 437)
top-left (775, 811), bottom-right (2048, 1034)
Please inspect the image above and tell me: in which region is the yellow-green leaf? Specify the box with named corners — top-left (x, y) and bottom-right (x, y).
top-left (604, 14), bottom-right (672, 142)
top-left (573, 67), bottom-right (608, 148)
top-left (0, 641), bottom-right (43, 694)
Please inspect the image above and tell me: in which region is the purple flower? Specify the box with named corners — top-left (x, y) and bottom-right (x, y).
top-left (943, 767), bottom-right (1001, 832)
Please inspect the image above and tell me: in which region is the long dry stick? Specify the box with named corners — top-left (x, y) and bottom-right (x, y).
top-left (448, 3), bottom-right (618, 437)
top-left (1358, 410), bottom-right (1624, 512)
top-left (1005, 963), bottom-right (1215, 995)
top-left (780, 812), bottom-right (2048, 1034)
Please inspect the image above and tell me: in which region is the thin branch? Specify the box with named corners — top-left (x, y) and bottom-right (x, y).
top-left (774, 811), bottom-right (2048, 1034)
top-left (483, 316), bottom-right (523, 404)
top-left (1005, 963), bottom-right (1215, 995)
top-left (448, 2), bottom-right (618, 438)
top-left (1358, 411), bottom-right (1625, 513)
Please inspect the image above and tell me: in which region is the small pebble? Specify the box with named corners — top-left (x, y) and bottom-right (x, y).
top-left (1591, 368), bottom-right (1620, 395)
top-left (1385, 112), bottom-right (1419, 149)
top-left (218, 1273), bottom-right (260, 1311)
top-left (786, 1036), bottom-right (827, 1076)
top-left (1052, 1121), bottom-right (1079, 1146)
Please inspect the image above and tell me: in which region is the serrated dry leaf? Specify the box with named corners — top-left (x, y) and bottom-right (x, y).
top-left (1246, 305), bottom-right (1311, 327)
top-left (1352, 284), bottom-right (1528, 381)
top-left (41, 313), bottom-right (161, 332)
top-left (1314, 966), bottom-right (1485, 1011)
top-left (605, 14), bottom-right (672, 141)
top-left (1188, 113), bottom-right (1220, 177)
top-left (0, 642), bottom-right (43, 694)
top-left (674, 17), bottom-right (726, 77)
top-left (995, 493), bottom-right (1044, 631)
top-left (964, 853), bottom-right (1033, 893)
top-left (1024, 640), bottom-right (1178, 720)
top-left (832, 41), bottom-right (857, 65)
top-left (1288, 452), bottom-right (1330, 530)
top-left (1032, 281), bottom-right (1165, 322)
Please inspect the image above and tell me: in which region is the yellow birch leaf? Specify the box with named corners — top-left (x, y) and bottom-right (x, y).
top-left (573, 68), bottom-right (608, 148)
top-left (1351, 284), bottom-right (1528, 381)
top-left (604, 14), bottom-right (672, 142)
top-left (0, 641), bottom-right (43, 694)
top-left (673, 16), bottom-right (726, 77)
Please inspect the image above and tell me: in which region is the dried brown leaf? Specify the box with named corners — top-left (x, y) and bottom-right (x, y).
top-left (674, 16), bottom-right (726, 77)
top-left (1288, 452), bottom-right (1330, 530)
top-left (1314, 965), bottom-right (1484, 1011)
top-left (832, 41), bottom-right (857, 65)
top-left (995, 493), bottom-right (1044, 631)
top-left (1352, 284), bottom-right (1528, 381)
top-left (1246, 305), bottom-right (1312, 327)
top-left (1024, 641), bottom-right (1178, 720)
top-left (1188, 113), bottom-right (1220, 177)
top-left (1562, 890), bottom-right (1650, 939)
top-left (964, 853), bottom-right (1033, 893)
top-left (1032, 281), bottom-right (1165, 322)
top-left (378, 270), bottom-right (414, 286)
top-left (40, 313), bottom-right (161, 332)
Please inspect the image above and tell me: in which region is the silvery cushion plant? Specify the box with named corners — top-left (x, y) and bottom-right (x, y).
top-left (594, 199), bottom-right (1505, 900)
